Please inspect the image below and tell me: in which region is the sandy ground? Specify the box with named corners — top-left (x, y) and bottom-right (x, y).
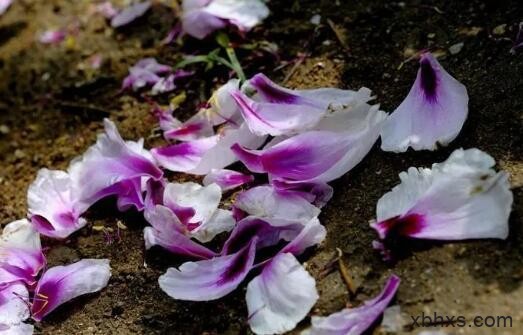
top-left (0, 0), bottom-right (522, 334)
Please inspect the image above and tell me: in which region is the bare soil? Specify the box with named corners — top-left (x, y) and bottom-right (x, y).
top-left (0, 0), bottom-right (522, 334)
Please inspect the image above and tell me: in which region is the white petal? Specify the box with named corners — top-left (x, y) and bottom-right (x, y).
top-left (0, 323), bottom-right (34, 335)
top-left (246, 253), bottom-right (318, 334)
top-left (191, 208), bottom-right (236, 243)
top-left (0, 219), bottom-right (40, 250)
top-left (204, 0), bottom-right (269, 31)
top-left (164, 182), bottom-right (221, 224)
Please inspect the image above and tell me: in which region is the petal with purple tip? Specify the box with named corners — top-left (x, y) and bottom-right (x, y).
top-left (158, 238), bottom-right (257, 301)
top-left (31, 259), bottom-right (111, 321)
top-left (381, 53), bottom-right (469, 152)
top-left (246, 253), bottom-right (318, 335)
top-left (203, 169), bottom-right (253, 191)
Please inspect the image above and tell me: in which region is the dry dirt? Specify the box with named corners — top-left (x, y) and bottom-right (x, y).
top-left (0, 0), bottom-right (522, 334)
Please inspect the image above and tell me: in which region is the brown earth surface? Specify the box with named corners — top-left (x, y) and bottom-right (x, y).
top-left (0, 0), bottom-right (522, 334)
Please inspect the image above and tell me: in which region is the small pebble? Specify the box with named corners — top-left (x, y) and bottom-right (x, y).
top-left (493, 24), bottom-right (507, 35)
top-left (310, 14), bottom-right (321, 25)
top-left (0, 125), bottom-right (9, 134)
top-left (449, 42), bottom-right (464, 55)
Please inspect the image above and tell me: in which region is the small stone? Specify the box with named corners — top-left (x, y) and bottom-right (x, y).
top-left (427, 33), bottom-right (436, 39)
top-left (0, 125), bottom-right (9, 134)
top-left (449, 42), bottom-right (464, 55)
top-left (493, 24), bottom-right (507, 35)
top-left (310, 14), bottom-right (321, 25)
top-left (14, 149), bottom-right (26, 159)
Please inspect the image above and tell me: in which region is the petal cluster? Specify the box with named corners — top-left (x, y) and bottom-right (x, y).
top-left (181, 0), bottom-right (269, 39)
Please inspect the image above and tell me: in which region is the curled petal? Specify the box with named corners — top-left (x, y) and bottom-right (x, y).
top-left (144, 205), bottom-right (216, 259)
top-left (372, 149), bottom-right (513, 251)
top-left (281, 218), bottom-right (326, 256)
top-left (246, 253), bottom-right (318, 335)
top-left (31, 259), bottom-right (111, 321)
top-left (202, 79), bottom-right (242, 126)
top-left (304, 275), bottom-right (400, 335)
top-left (159, 239), bottom-right (257, 301)
top-left (68, 119), bottom-right (162, 210)
top-left (203, 169), bottom-right (254, 191)
top-left (234, 185), bottom-right (320, 223)
top-left (27, 169), bottom-right (86, 239)
top-left (111, 1), bottom-right (151, 28)
top-left (381, 53), bottom-right (469, 152)
top-left (0, 283), bottom-right (30, 327)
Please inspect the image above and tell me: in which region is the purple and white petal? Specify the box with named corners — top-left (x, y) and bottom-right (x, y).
top-left (281, 218), bottom-right (326, 256)
top-left (234, 185), bottom-right (320, 223)
top-left (202, 79), bottom-right (242, 126)
top-left (303, 275), bottom-right (400, 335)
top-left (31, 259), bottom-right (111, 321)
top-left (203, 169), bottom-right (254, 191)
top-left (272, 180), bottom-right (333, 208)
top-left (0, 220), bottom-right (45, 286)
top-left (111, 1), bottom-right (151, 28)
top-left (159, 239), bottom-right (257, 301)
top-left (0, 0), bottom-right (13, 16)
top-left (164, 115), bottom-right (214, 142)
top-left (94, 1), bottom-right (118, 19)
top-left (371, 148), bottom-right (513, 248)
top-left (381, 53), bottom-right (469, 152)
top-left (181, 0), bottom-right (269, 39)
top-left (122, 58), bottom-right (171, 91)
top-left (38, 30), bottom-right (66, 44)
top-left (0, 284), bottom-right (29, 327)
top-left (191, 208), bottom-right (236, 243)
top-left (144, 205), bottom-right (217, 259)
top-left (232, 89), bottom-right (325, 136)
top-left (246, 253), bottom-right (318, 335)
top-left (28, 169), bottom-right (86, 239)
top-left (233, 104), bottom-right (386, 183)
top-left (68, 119), bottom-right (162, 210)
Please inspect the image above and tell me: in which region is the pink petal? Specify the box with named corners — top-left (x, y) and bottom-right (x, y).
top-left (111, 1), bottom-right (151, 28)
top-left (203, 169), bottom-right (254, 191)
top-left (0, 0), bottom-right (13, 16)
top-left (27, 169), bottom-right (87, 239)
top-left (271, 180), bottom-right (333, 208)
top-left (38, 30), bottom-right (66, 44)
top-left (158, 238), bottom-right (257, 301)
top-left (381, 53), bottom-right (469, 152)
top-left (304, 275), bottom-right (400, 335)
top-left (163, 116), bottom-right (214, 141)
top-left (31, 259), bottom-right (111, 321)
top-left (246, 253), bottom-right (318, 334)
top-left (144, 205), bottom-right (217, 259)
top-left (68, 119), bottom-right (163, 210)
top-left (280, 218), bottom-right (326, 256)
top-left (94, 1), bottom-right (118, 19)
top-left (371, 149), bottom-right (513, 254)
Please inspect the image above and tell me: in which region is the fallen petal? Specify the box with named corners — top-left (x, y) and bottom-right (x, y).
top-left (380, 53), bottom-right (469, 152)
top-left (0, 283), bottom-right (30, 327)
top-left (28, 169), bottom-right (86, 239)
top-left (159, 239), bottom-right (257, 301)
top-left (303, 275), bottom-right (400, 335)
top-left (31, 259), bottom-right (111, 321)
top-left (246, 253), bottom-right (318, 335)
top-left (371, 149), bottom-right (513, 253)
top-left (111, 1), bottom-right (151, 28)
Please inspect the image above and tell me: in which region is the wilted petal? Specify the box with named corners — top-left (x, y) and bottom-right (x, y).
top-left (31, 259), bottom-right (111, 321)
top-left (371, 149), bottom-right (513, 251)
top-left (0, 284), bottom-right (29, 328)
top-left (122, 58), bottom-right (171, 91)
top-left (0, 220), bottom-right (45, 286)
top-left (381, 53), bottom-right (469, 152)
top-left (68, 119), bottom-right (162, 210)
top-left (303, 275), bottom-right (400, 335)
top-left (203, 169), bottom-right (253, 191)
top-left (233, 104), bottom-right (386, 183)
top-left (144, 205), bottom-right (216, 259)
top-left (111, 1), bottom-right (151, 28)
top-left (234, 185), bottom-right (320, 223)
top-left (182, 0), bottom-right (269, 39)
top-left (159, 239), bottom-right (257, 301)
top-left (272, 180), bottom-right (333, 208)
top-left (28, 169), bottom-right (86, 239)
top-left (246, 253), bottom-right (318, 335)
